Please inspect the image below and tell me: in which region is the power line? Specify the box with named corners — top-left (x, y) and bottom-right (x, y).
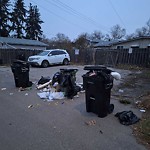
top-left (30, 0), bottom-right (90, 32)
top-left (50, 0), bottom-right (109, 32)
top-left (44, 0), bottom-right (93, 27)
top-left (108, 0), bottom-right (128, 33)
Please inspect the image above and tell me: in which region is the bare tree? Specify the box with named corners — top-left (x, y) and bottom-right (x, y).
top-left (89, 31), bottom-right (105, 40)
top-left (132, 18), bottom-right (150, 37)
top-left (125, 33), bottom-right (136, 40)
top-left (110, 24), bottom-right (126, 40)
top-left (44, 33), bottom-right (72, 50)
top-left (146, 18), bottom-right (150, 35)
top-left (74, 33), bottom-right (90, 49)
top-left (135, 27), bottom-right (147, 37)
top-left (53, 33), bottom-right (70, 43)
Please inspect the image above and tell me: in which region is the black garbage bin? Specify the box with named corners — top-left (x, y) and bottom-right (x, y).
top-left (82, 65), bottom-right (114, 118)
top-left (52, 68), bottom-right (78, 99)
top-left (60, 68), bottom-right (78, 99)
top-left (11, 60), bottom-right (31, 88)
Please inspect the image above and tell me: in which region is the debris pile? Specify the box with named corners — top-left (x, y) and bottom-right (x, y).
top-left (36, 69), bottom-right (83, 101)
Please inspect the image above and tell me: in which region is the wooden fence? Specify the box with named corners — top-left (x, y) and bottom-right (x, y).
top-left (95, 48), bottom-right (150, 68)
top-left (0, 49), bottom-right (42, 65)
top-left (0, 48), bottom-right (93, 65)
top-left (0, 48), bottom-right (150, 68)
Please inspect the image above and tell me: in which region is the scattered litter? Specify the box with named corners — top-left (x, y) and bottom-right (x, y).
top-left (73, 95), bottom-right (79, 98)
top-left (18, 87), bottom-right (32, 91)
top-left (9, 93), bottom-right (14, 95)
top-left (135, 100), bottom-right (141, 104)
top-left (28, 104), bottom-right (33, 108)
top-left (18, 87), bottom-right (24, 91)
top-left (118, 89), bottom-right (124, 93)
top-left (42, 88), bottom-right (50, 92)
top-left (37, 80), bottom-right (52, 90)
top-left (1, 88), bottom-right (6, 91)
top-left (36, 69), bottom-right (83, 101)
top-left (85, 120), bottom-right (96, 126)
top-left (37, 91), bottom-right (64, 101)
top-left (25, 93), bottom-right (28, 96)
top-left (49, 92), bottom-right (64, 101)
top-left (115, 111), bottom-right (140, 125)
top-left (37, 92), bottom-right (50, 99)
top-left (36, 103), bottom-right (40, 107)
top-left (55, 102), bottom-right (58, 105)
top-left (61, 102), bottom-right (65, 104)
top-left (99, 130), bottom-right (103, 134)
top-left (140, 109), bottom-right (146, 113)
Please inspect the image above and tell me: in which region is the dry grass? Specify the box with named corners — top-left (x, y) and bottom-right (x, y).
top-left (114, 66), bottom-right (150, 149)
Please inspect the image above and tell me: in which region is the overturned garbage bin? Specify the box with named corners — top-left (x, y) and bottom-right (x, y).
top-left (52, 68), bottom-right (79, 99)
top-left (60, 69), bottom-right (79, 99)
top-left (82, 65), bottom-right (114, 118)
top-left (11, 60), bottom-right (32, 88)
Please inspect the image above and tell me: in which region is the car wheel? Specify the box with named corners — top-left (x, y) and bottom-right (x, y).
top-left (41, 60), bottom-right (49, 68)
top-left (63, 59), bottom-right (69, 65)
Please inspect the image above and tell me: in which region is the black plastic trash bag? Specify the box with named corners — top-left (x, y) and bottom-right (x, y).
top-left (115, 111), bottom-right (140, 125)
top-left (52, 72), bottom-right (63, 85)
top-left (38, 76), bottom-right (51, 85)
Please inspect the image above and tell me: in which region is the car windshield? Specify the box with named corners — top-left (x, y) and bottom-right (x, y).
top-left (38, 51), bottom-right (50, 56)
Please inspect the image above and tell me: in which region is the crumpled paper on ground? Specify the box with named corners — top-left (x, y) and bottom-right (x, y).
top-left (37, 91), bottom-right (64, 101)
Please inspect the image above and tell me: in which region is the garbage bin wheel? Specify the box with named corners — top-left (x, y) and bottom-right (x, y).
top-left (108, 104), bottom-right (114, 114)
top-left (41, 60), bottom-right (49, 68)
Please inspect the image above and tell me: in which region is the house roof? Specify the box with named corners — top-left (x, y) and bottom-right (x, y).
top-left (112, 36), bottom-right (150, 45)
top-left (94, 40), bottom-right (120, 47)
top-left (93, 36), bottom-right (150, 47)
top-left (0, 36), bottom-right (48, 47)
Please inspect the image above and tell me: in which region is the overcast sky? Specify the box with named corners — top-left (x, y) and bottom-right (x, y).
top-left (10, 0), bottom-right (150, 41)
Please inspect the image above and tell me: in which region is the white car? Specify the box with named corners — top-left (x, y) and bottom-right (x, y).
top-left (28, 49), bottom-right (70, 68)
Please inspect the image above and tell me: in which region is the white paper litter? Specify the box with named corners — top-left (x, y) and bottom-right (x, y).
top-left (140, 109), bottom-right (146, 113)
top-left (37, 92), bottom-right (50, 99)
top-left (48, 92), bottom-right (64, 101)
top-left (1, 88), bottom-right (6, 91)
top-left (37, 91), bottom-right (64, 101)
top-left (118, 89), bottom-right (124, 93)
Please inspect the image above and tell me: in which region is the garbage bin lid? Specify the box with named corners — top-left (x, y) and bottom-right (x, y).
top-left (60, 68), bottom-right (78, 73)
top-left (12, 59), bottom-right (28, 65)
top-left (84, 65), bottom-right (106, 71)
